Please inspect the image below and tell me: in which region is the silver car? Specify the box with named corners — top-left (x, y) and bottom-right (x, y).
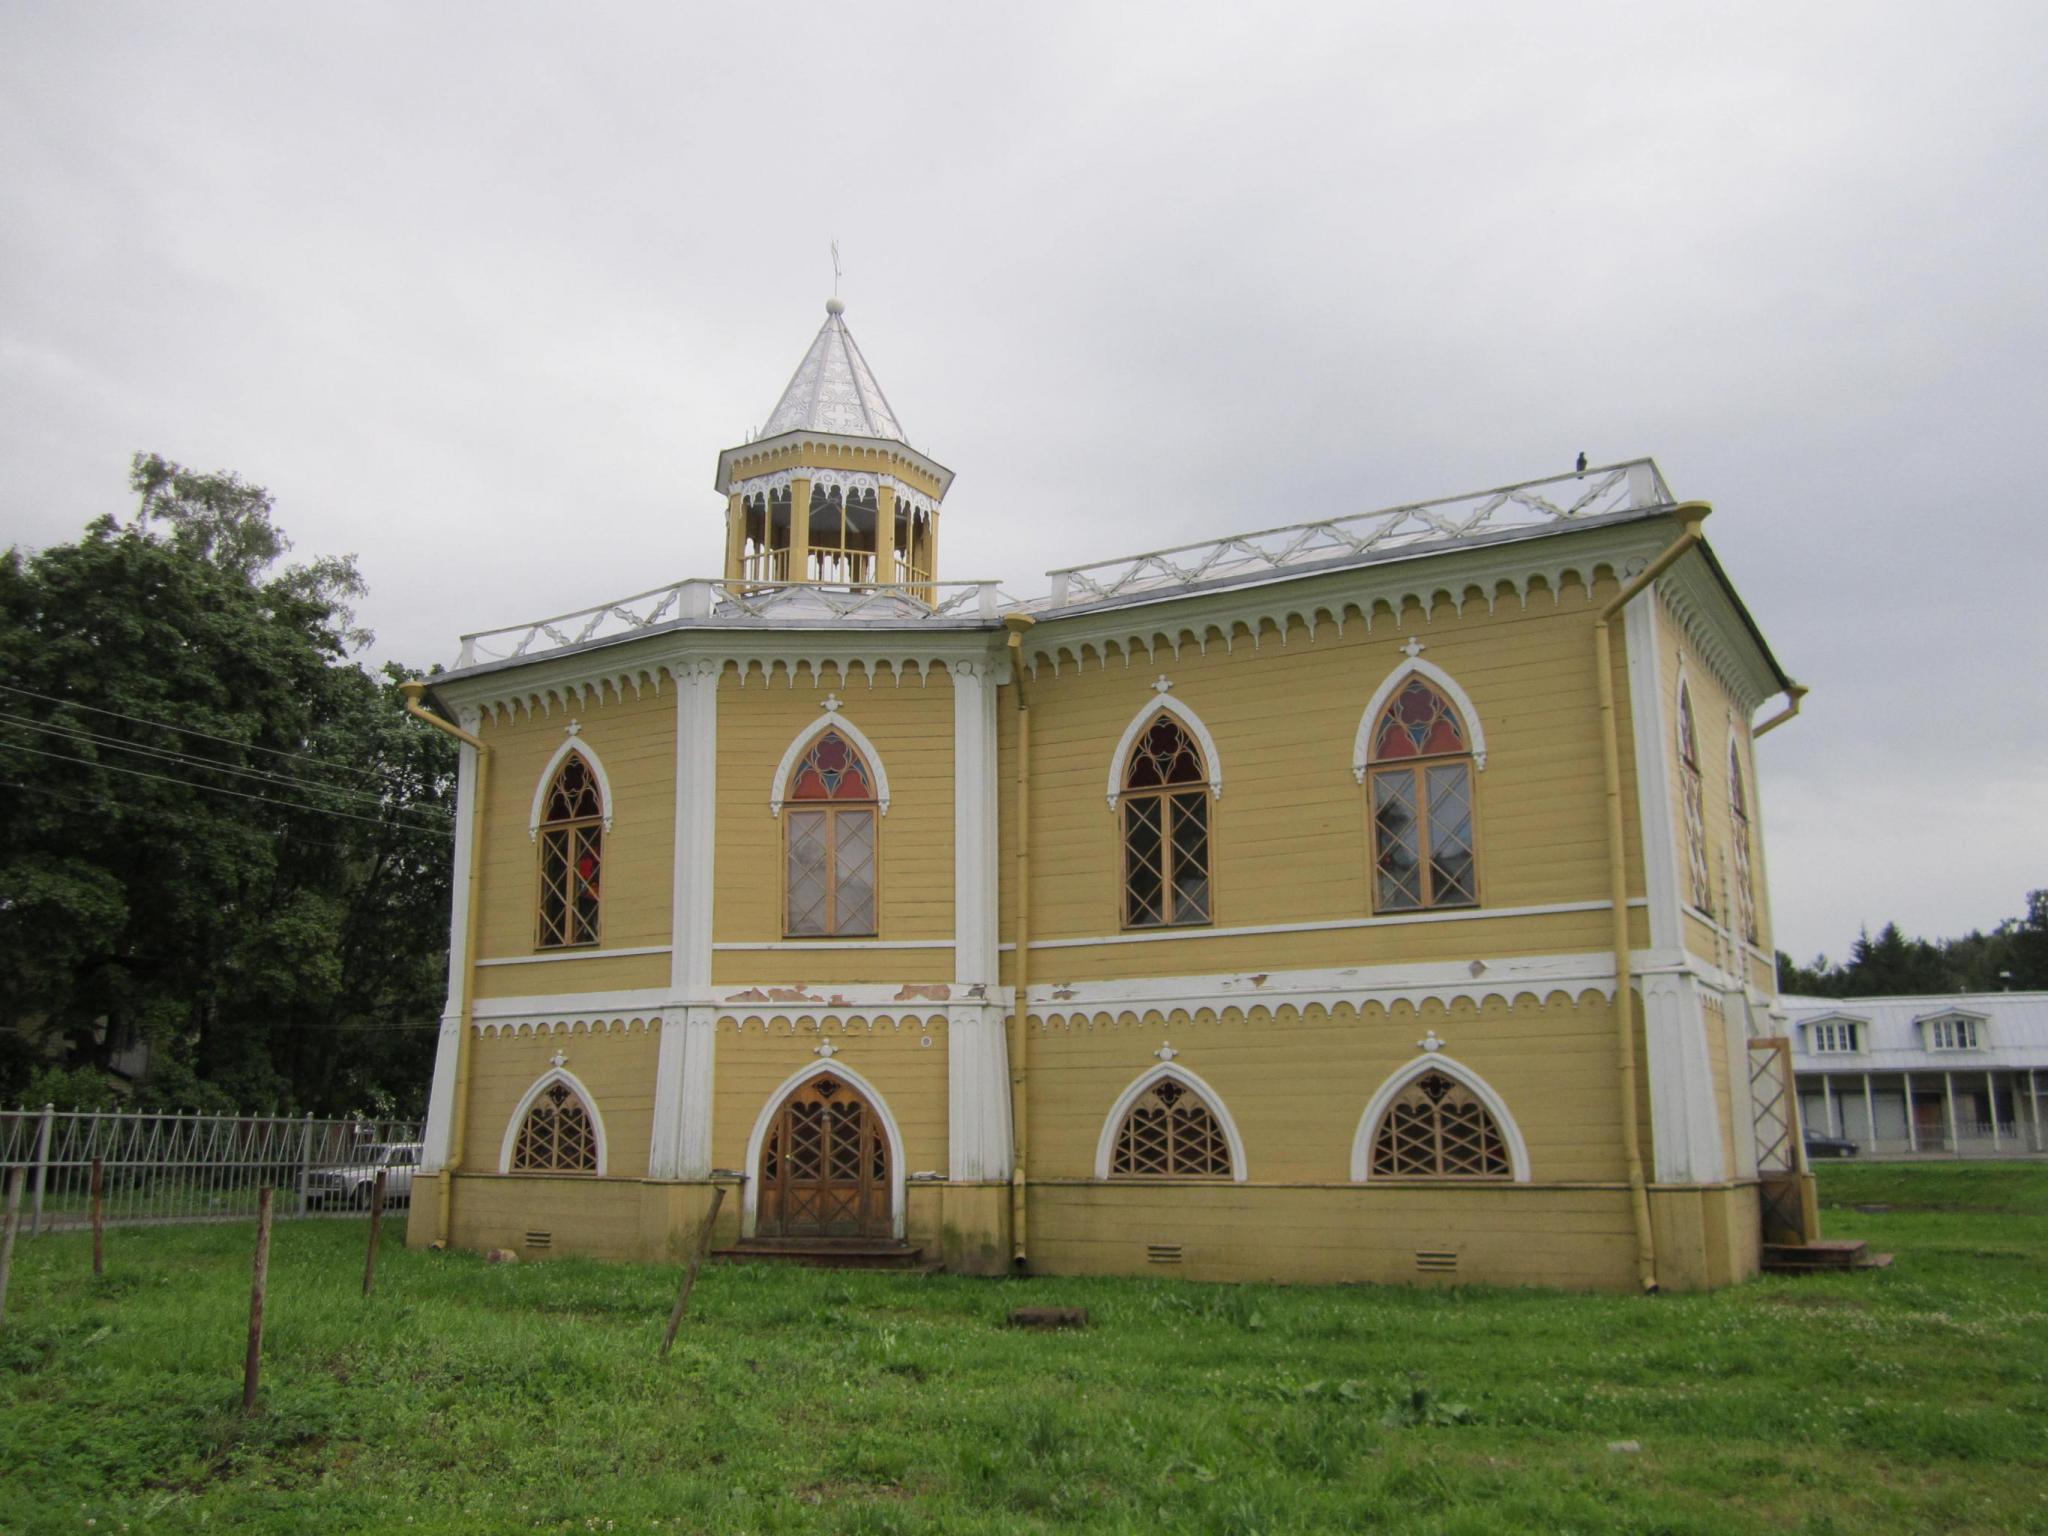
top-left (301, 1142), bottom-right (423, 1210)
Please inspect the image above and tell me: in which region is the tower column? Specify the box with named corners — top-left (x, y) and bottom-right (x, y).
top-left (789, 476), bottom-right (812, 582)
top-left (877, 484), bottom-right (899, 585)
top-left (724, 493), bottom-right (746, 583)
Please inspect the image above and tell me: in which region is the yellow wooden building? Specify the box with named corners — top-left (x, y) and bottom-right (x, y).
top-left (401, 298), bottom-right (1810, 1291)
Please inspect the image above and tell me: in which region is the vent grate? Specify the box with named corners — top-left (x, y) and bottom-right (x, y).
top-left (1145, 1243), bottom-right (1183, 1265)
top-left (524, 1230), bottom-right (553, 1250)
top-left (1414, 1250), bottom-right (1458, 1274)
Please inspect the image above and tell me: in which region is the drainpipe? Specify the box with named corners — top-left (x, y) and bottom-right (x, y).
top-left (1002, 614), bottom-right (1036, 1265)
top-left (1752, 683), bottom-right (1808, 739)
top-left (1595, 503), bottom-right (1711, 1294)
top-left (399, 681), bottom-right (489, 1248)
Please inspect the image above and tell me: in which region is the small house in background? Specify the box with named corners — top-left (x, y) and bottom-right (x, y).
top-left (1786, 993), bottom-right (2048, 1155)
top-left (400, 297), bottom-right (1812, 1292)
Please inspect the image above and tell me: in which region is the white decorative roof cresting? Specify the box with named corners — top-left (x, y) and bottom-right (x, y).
top-left (758, 299), bottom-right (907, 444)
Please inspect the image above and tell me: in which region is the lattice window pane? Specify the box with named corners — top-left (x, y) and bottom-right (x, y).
top-left (1124, 796), bottom-right (1166, 926)
top-left (538, 752), bottom-right (604, 949)
top-left (1109, 1077), bottom-right (1233, 1177)
top-left (1167, 790), bottom-right (1211, 923)
top-left (1425, 763), bottom-right (1477, 906)
top-left (1373, 771), bottom-right (1422, 910)
top-left (833, 809), bottom-right (877, 936)
top-left (1369, 1072), bottom-right (1510, 1179)
top-left (511, 1082), bottom-right (597, 1174)
top-left (1729, 745), bottom-right (1757, 945)
top-left (786, 810), bottom-right (830, 935)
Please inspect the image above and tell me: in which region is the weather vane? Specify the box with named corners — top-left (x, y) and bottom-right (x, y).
top-left (831, 239), bottom-right (842, 298)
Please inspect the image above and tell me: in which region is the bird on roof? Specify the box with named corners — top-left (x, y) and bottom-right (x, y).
top-left (1575, 452), bottom-right (1588, 473)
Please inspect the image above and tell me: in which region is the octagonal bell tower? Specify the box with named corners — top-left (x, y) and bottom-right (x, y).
top-left (717, 299), bottom-right (954, 594)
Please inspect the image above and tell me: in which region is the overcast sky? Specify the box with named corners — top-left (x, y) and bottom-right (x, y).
top-left (3, 2), bottom-right (2042, 964)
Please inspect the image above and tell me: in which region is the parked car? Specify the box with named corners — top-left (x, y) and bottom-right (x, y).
top-left (1804, 1132), bottom-right (1859, 1160)
top-left (301, 1142), bottom-right (423, 1209)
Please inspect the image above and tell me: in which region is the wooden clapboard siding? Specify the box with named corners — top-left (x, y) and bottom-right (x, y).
top-left (1024, 994), bottom-right (1629, 1185)
top-left (708, 1017), bottom-right (953, 1181)
top-left (471, 686), bottom-right (676, 963)
top-left (712, 663), bottom-right (956, 952)
top-left (473, 953), bottom-right (668, 999)
top-left (711, 950), bottom-right (953, 987)
top-left (458, 1026), bottom-right (660, 1176)
top-left (1000, 578), bottom-right (1654, 983)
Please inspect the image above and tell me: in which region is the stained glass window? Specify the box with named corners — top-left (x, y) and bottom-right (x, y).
top-left (1110, 1077), bottom-right (1233, 1177)
top-left (786, 731), bottom-right (878, 937)
top-left (511, 1081), bottom-right (598, 1174)
top-left (1729, 739), bottom-right (1757, 945)
top-left (1122, 715), bottom-right (1211, 928)
top-left (537, 753), bottom-right (602, 948)
top-left (1370, 1071), bottom-right (1511, 1179)
top-left (1677, 683), bottom-right (1712, 914)
top-left (1366, 677), bottom-right (1478, 912)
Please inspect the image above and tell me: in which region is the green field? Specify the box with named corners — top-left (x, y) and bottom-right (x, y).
top-left (4, 1164), bottom-right (2047, 1534)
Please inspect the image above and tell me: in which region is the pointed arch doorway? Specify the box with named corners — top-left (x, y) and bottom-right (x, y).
top-left (755, 1073), bottom-right (893, 1240)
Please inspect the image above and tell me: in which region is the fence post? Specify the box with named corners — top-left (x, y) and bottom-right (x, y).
top-left (243, 1187), bottom-right (274, 1414)
top-left (91, 1157), bottom-right (105, 1277)
top-left (0, 1165), bottom-right (25, 1324)
top-left (29, 1103), bottom-right (53, 1238)
top-left (362, 1170), bottom-right (387, 1297)
top-left (660, 1184), bottom-right (728, 1359)
top-left (297, 1113), bottom-right (315, 1217)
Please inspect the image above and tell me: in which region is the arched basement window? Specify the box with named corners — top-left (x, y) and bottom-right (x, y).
top-left (785, 730), bottom-right (879, 936)
top-left (1110, 1076), bottom-right (1233, 1178)
top-left (1729, 739), bottom-right (1758, 945)
top-left (1121, 715), bottom-right (1212, 928)
top-left (1366, 677), bottom-right (1478, 912)
top-left (1370, 1070), bottom-right (1511, 1178)
top-left (510, 1080), bottom-right (598, 1174)
top-left (1677, 681), bottom-right (1712, 914)
top-left (537, 752), bottom-right (603, 948)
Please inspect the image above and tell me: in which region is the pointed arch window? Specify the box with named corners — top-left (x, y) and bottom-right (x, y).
top-left (1109, 1076), bottom-right (1233, 1178)
top-left (1369, 1070), bottom-right (1511, 1179)
top-left (537, 752), bottom-right (603, 948)
top-left (1121, 715), bottom-right (1213, 928)
top-left (785, 730), bottom-right (879, 937)
top-left (510, 1080), bottom-right (598, 1174)
top-left (1366, 677), bottom-right (1478, 912)
top-left (1677, 682), bottom-right (1712, 914)
top-left (1729, 739), bottom-right (1758, 945)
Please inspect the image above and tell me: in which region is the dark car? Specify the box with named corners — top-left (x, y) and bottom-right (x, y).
top-left (1804, 1132), bottom-right (1859, 1160)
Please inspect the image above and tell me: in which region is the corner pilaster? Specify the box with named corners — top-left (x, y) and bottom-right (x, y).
top-left (651, 658), bottom-right (721, 1180)
top-left (421, 712), bottom-right (480, 1173)
top-left (947, 657), bottom-right (1011, 1180)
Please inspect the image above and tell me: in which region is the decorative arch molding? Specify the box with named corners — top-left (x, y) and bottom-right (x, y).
top-left (1092, 1061), bottom-right (1250, 1182)
top-left (1349, 1053), bottom-right (1531, 1183)
top-left (769, 711), bottom-right (892, 817)
top-left (1105, 695), bottom-right (1224, 810)
top-left (1352, 658), bottom-right (1488, 781)
top-left (498, 1066), bottom-right (610, 1176)
top-left (740, 1060), bottom-right (908, 1240)
top-left (528, 738), bottom-right (615, 840)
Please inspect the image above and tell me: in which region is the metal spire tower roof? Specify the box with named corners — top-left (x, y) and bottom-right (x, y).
top-left (757, 298), bottom-right (908, 444)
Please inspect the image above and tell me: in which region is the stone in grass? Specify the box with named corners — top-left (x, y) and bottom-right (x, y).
top-left (1606, 1440), bottom-right (1642, 1455)
top-left (1007, 1306), bottom-right (1089, 1330)
top-left (485, 1248), bottom-right (520, 1265)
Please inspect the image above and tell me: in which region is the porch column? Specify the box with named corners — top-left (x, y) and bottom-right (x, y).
top-left (1904, 1071), bottom-right (1918, 1152)
top-left (1988, 1070), bottom-right (2001, 1151)
top-left (1862, 1073), bottom-right (1876, 1153)
top-left (2031, 1069), bottom-right (2043, 1152)
top-left (1943, 1071), bottom-right (1958, 1154)
top-left (421, 710), bottom-right (481, 1173)
top-left (1822, 1075), bottom-right (1837, 1138)
top-left (651, 656), bottom-right (721, 1180)
top-left (947, 656), bottom-right (1012, 1181)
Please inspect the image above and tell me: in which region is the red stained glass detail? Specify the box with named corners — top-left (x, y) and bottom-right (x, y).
top-left (790, 732), bottom-right (874, 801)
top-left (1372, 679), bottom-right (1466, 761)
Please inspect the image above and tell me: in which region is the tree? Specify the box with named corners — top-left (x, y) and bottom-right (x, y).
top-left (0, 454), bottom-right (456, 1113)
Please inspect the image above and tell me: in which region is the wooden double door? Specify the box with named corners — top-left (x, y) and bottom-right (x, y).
top-left (756, 1074), bottom-right (891, 1240)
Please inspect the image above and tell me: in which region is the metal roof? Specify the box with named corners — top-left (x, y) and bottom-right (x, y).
top-left (1784, 993), bottom-right (2048, 1072)
top-left (757, 300), bottom-right (907, 444)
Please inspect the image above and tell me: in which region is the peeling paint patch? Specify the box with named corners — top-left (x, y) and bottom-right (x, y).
top-left (893, 983), bottom-right (951, 1002)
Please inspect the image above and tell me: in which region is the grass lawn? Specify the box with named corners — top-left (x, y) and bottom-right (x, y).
top-left (4, 1165), bottom-right (2048, 1534)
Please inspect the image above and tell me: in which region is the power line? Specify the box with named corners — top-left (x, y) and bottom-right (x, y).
top-left (0, 713), bottom-right (451, 825)
top-left (0, 679), bottom-right (427, 783)
top-left (0, 780), bottom-right (446, 858)
top-left (0, 742), bottom-right (453, 836)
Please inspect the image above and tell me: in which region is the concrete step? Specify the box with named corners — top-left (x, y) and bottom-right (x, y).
top-left (713, 1241), bottom-right (933, 1272)
top-left (1762, 1238), bottom-right (1870, 1274)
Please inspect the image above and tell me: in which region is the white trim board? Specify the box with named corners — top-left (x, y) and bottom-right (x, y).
top-left (1021, 898), bottom-right (1644, 950)
top-left (476, 945), bottom-right (672, 968)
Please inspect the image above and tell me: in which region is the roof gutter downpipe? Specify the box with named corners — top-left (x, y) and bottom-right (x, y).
top-left (399, 682), bottom-right (488, 1249)
top-left (1595, 503), bottom-right (1711, 1296)
top-left (1003, 614), bottom-right (1036, 1266)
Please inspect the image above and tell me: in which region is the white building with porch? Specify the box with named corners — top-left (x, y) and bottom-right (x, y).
top-left (1784, 993), bottom-right (2048, 1157)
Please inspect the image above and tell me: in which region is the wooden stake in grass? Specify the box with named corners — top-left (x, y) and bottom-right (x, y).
top-left (0, 1165), bottom-right (25, 1327)
top-left (242, 1186), bottom-right (274, 1415)
top-left (362, 1169), bottom-right (387, 1298)
top-left (660, 1184), bottom-right (727, 1359)
top-left (91, 1157), bottom-right (106, 1278)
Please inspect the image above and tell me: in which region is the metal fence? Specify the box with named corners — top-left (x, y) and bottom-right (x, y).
top-left (1, 1104), bottom-right (424, 1236)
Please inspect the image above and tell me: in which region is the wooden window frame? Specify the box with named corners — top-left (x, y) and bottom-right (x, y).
top-left (782, 731), bottom-right (881, 940)
top-left (1728, 739), bottom-right (1759, 945)
top-left (535, 754), bottom-right (604, 951)
top-left (1367, 1070), bottom-right (1513, 1180)
top-left (1118, 713), bottom-right (1215, 932)
top-left (1107, 1076), bottom-right (1234, 1179)
top-left (1363, 679), bottom-right (1481, 915)
top-left (1677, 681), bottom-right (1713, 916)
top-left (509, 1080), bottom-right (599, 1175)
top-left (1810, 1020), bottom-right (1860, 1054)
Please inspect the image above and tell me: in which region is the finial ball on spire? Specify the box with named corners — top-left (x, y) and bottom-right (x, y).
top-left (825, 296), bottom-right (845, 316)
